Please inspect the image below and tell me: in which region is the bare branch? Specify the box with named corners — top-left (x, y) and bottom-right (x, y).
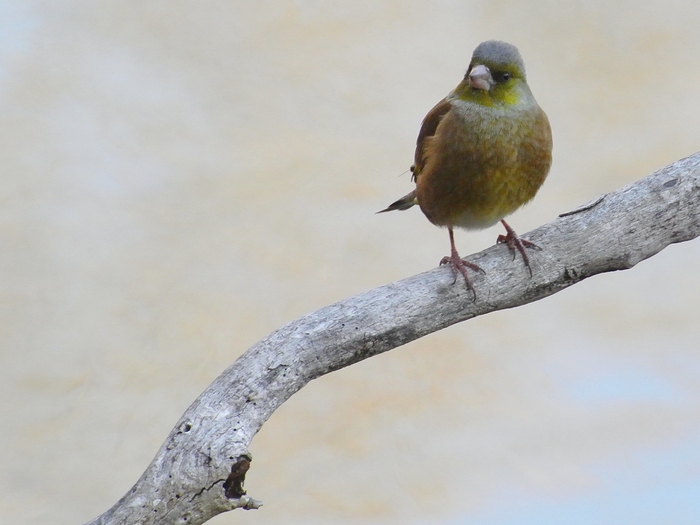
top-left (85, 152), bottom-right (700, 525)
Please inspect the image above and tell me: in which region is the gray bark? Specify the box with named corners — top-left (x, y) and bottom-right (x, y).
top-left (85, 151), bottom-right (700, 525)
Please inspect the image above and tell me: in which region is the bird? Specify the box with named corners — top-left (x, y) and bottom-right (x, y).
top-left (378, 40), bottom-right (552, 294)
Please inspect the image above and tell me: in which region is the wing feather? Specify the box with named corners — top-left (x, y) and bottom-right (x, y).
top-left (412, 98), bottom-right (452, 181)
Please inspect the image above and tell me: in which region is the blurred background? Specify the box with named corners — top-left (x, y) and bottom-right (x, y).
top-left (2, 1), bottom-right (700, 524)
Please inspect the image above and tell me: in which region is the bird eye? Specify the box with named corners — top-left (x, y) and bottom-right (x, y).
top-left (495, 72), bottom-right (511, 83)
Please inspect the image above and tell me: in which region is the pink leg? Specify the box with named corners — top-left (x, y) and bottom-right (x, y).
top-left (496, 220), bottom-right (540, 276)
top-left (439, 227), bottom-right (484, 296)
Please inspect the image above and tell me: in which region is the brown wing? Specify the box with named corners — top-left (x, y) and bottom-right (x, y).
top-left (412, 98), bottom-right (452, 181)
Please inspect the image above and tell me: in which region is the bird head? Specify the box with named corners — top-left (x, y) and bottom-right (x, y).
top-left (453, 40), bottom-right (530, 108)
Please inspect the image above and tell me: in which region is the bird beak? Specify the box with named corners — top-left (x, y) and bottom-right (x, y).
top-left (468, 64), bottom-right (494, 91)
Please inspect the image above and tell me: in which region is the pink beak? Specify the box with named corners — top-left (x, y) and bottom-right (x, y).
top-left (468, 64), bottom-right (493, 91)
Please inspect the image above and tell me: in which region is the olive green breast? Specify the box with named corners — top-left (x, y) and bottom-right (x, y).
top-left (415, 100), bottom-right (552, 230)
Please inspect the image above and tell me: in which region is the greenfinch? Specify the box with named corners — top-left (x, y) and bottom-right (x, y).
top-left (380, 40), bottom-right (552, 293)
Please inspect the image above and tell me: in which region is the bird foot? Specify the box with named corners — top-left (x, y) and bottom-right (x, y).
top-left (439, 255), bottom-right (485, 297)
top-left (496, 220), bottom-right (540, 277)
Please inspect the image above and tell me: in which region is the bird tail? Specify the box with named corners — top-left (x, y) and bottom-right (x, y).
top-left (376, 190), bottom-right (417, 213)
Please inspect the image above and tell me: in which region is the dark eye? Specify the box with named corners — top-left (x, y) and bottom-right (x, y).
top-left (494, 71), bottom-right (511, 83)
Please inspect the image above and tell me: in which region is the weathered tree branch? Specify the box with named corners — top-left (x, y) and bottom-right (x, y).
top-left (85, 152), bottom-right (700, 525)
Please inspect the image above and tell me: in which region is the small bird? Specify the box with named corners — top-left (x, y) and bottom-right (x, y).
top-left (379, 40), bottom-right (552, 294)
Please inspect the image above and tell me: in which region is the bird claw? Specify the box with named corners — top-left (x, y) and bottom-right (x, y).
top-left (439, 255), bottom-right (484, 297)
top-left (497, 234), bottom-right (540, 251)
top-left (497, 220), bottom-right (538, 277)
top-left (440, 256), bottom-right (484, 272)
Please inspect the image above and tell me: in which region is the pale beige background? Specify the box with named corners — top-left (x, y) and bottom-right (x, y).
top-left (2, 1), bottom-right (700, 524)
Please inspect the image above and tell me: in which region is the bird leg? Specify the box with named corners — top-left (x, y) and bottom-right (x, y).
top-left (440, 227), bottom-right (484, 296)
top-left (496, 219), bottom-right (540, 277)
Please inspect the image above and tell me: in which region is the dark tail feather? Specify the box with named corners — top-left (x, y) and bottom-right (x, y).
top-left (376, 190), bottom-right (417, 213)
